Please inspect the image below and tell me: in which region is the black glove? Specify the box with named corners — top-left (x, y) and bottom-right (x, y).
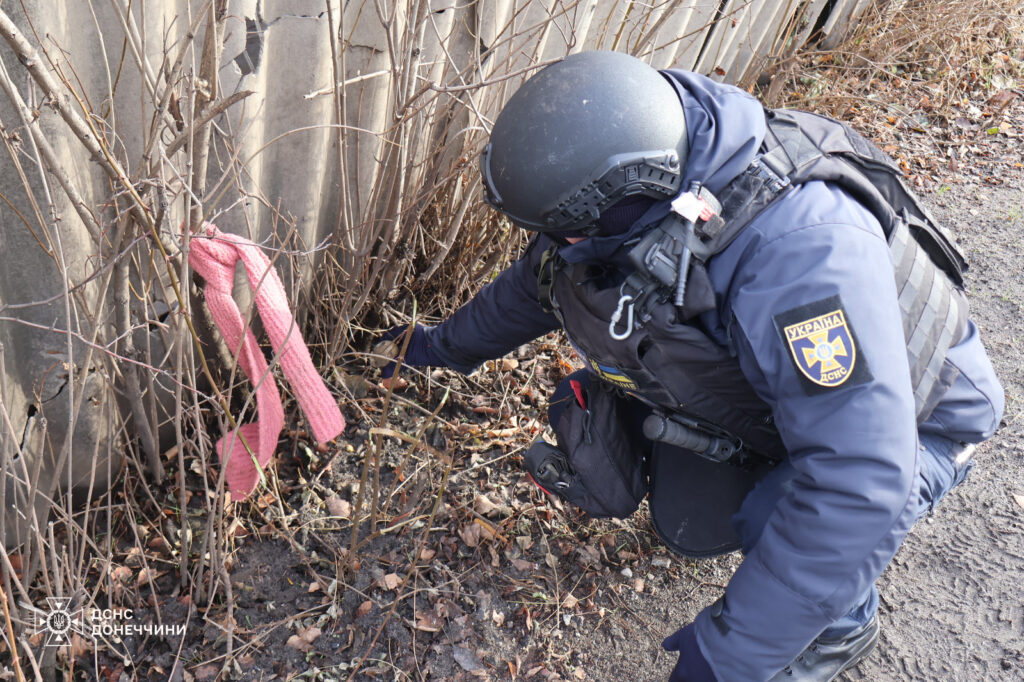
top-left (662, 623), bottom-right (717, 681)
top-left (376, 325), bottom-right (445, 379)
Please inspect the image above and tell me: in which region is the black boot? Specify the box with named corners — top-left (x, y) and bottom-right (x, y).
top-left (768, 615), bottom-right (879, 681)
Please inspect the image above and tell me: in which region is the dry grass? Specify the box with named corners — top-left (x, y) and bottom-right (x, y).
top-left (764, 0), bottom-right (1024, 121)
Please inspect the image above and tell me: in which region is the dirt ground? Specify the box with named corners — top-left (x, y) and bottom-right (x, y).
top-left (63, 64), bottom-right (1024, 682)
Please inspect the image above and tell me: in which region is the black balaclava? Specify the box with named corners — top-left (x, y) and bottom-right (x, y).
top-left (557, 195), bottom-right (657, 241)
top-left (556, 194), bottom-right (661, 267)
top-left (595, 195), bottom-right (657, 235)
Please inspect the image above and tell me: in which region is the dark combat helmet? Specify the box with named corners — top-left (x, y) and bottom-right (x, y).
top-left (480, 51), bottom-right (688, 236)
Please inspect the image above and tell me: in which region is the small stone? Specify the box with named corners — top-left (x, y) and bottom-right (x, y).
top-left (620, 567), bottom-right (633, 579)
top-left (453, 646), bottom-right (484, 671)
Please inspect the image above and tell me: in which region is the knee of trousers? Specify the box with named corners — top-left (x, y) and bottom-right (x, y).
top-left (916, 432), bottom-right (975, 517)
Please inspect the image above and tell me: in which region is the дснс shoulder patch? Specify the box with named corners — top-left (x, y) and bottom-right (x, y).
top-left (773, 295), bottom-right (872, 394)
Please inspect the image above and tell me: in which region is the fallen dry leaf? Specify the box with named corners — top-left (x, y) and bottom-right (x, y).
top-left (986, 89), bottom-right (1018, 114)
top-left (286, 625), bottom-right (322, 652)
top-left (356, 600), bottom-right (373, 617)
top-left (459, 522), bottom-right (482, 548)
top-left (419, 547), bottom-right (436, 561)
top-left (286, 634), bottom-right (312, 652)
top-left (473, 494), bottom-right (499, 516)
top-left (194, 664), bottom-right (219, 681)
top-left (70, 632), bottom-right (93, 658)
top-left (136, 567), bottom-right (162, 588)
top-left (7, 553), bottom-right (23, 579)
top-left (125, 546), bottom-right (145, 567)
top-left (413, 611), bottom-right (442, 632)
top-left (110, 565), bottom-right (132, 584)
top-left (379, 375), bottom-right (409, 391)
top-left (226, 517), bottom-right (248, 539)
top-left (379, 573), bottom-right (402, 590)
top-left (473, 517), bottom-right (501, 541)
top-left (325, 495), bottom-right (352, 519)
top-left (576, 544), bottom-right (601, 568)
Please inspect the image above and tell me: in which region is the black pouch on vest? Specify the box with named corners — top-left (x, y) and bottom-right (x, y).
top-left (524, 383), bottom-right (647, 518)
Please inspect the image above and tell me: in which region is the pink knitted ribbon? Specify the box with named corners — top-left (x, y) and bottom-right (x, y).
top-left (189, 224), bottom-right (345, 499)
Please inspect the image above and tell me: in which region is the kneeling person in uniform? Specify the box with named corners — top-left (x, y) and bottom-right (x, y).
top-left (377, 51), bottom-right (1004, 681)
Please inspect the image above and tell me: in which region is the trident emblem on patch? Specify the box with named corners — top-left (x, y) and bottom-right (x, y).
top-left (783, 309), bottom-right (857, 387)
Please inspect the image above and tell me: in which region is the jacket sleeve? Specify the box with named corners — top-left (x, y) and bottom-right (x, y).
top-left (693, 188), bottom-right (920, 681)
top-left (427, 236), bottom-right (560, 373)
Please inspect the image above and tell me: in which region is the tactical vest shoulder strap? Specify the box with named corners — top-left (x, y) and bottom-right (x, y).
top-left (695, 109), bottom-right (968, 286)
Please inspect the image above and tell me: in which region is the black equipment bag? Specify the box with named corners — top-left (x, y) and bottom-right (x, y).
top-left (524, 381), bottom-right (648, 518)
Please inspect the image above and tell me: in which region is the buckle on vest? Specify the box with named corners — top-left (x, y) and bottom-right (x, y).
top-left (537, 246), bottom-right (560, 313)
top-left (749, 156), bottom-right (791, 194)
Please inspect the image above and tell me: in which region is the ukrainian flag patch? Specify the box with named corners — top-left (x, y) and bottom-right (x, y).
top-left (589, 358), bottom-right (639, 390)
top-left (773, 295), bottom-right (871, 393)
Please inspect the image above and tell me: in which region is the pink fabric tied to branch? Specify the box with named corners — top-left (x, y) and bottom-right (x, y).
top-left (189, 224), bottom-right (345, 499)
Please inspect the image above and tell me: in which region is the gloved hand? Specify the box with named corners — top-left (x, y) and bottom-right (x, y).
top-left (662, 623), bottom-right (717, 682)
top-left (374, 324), bottom-right (445, 383)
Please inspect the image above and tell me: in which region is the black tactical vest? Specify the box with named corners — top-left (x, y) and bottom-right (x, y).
top-left (539, 109), bottom-right (968, 462)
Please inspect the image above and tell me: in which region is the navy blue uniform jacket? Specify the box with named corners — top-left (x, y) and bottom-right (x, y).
top-left (426, 71), bottom-right (1005, 680)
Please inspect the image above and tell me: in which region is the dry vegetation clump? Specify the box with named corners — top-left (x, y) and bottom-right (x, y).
top-left (764, 0), bottom-right (1024, 141)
